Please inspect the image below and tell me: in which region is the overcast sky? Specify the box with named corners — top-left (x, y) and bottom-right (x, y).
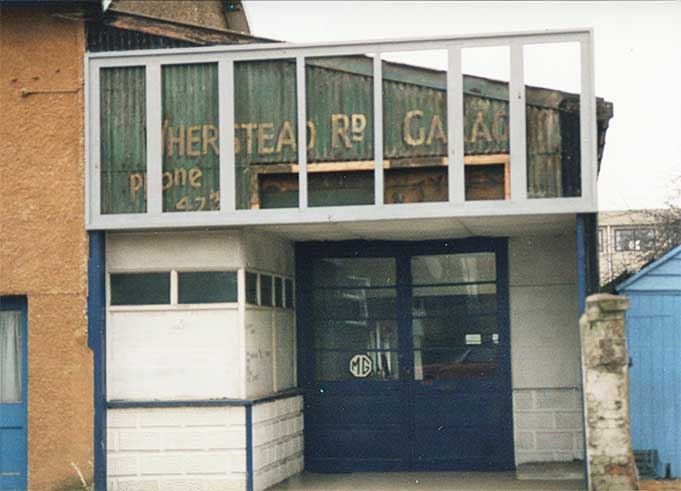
top-left (243, 1), bottom-right (681, 211)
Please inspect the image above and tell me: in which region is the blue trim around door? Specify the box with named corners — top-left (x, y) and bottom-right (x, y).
top-left (87, 232), bottom-right (107, 491)
top-left (0, 296), bottom-right (28, 491)
top-left (296, 237), bottom-right (514, 473)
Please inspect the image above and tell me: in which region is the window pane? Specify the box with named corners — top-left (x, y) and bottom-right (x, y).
top-left (274, 277), bottom-right (284, 307)
top-left (246, 272), bottom-right (259, 305)
top-left (100, 66), bottom-right (147, 214)
top-left (162, 63), bottom-right (220, 212)
top-left (411, 253), bottom-right (495, 285)
top-left (312, 257), bottom-right (396, 287)
top-left (0, 310), bottom-right (22, 403)
top-left (110, 273), bottom-right (170, 305)
top-left (415, 347), bottom-right (498, 380)
top-left (413, 315), bottom-right (498, 350)
top-left (316, 350), bottom-right (399, 381)
top-left (285, 278), bottom-right (294, 309)
top-left (312, 288), bottom-right (397, 320)
top-left (315, 319), bottom-right (398, 351)
top-left (178, 271), bottom-right (237, 304)
top-left (260, 274), bottom-right (273, 307)
top-left (413, 284), bottom-right (497, 317)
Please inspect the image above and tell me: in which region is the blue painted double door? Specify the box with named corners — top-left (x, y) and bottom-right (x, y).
top-left (0, 298), bottom-right (28, 490)
top-left (298, 239), bottom-right (514, 472)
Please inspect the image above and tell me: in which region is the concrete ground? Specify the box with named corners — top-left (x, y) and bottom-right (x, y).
top-left (267, 472), bottom-right (585, 491)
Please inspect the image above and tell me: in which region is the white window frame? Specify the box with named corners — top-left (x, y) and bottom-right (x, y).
top-left (85, 29), bottom-right (598, 230)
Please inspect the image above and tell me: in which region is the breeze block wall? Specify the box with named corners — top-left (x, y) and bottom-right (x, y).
top-left (252, 396), bottom-right (304, 491)
top-left (107, 407), bottom-right (247, 491)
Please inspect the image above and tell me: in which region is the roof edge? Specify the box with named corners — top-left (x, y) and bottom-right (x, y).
top-left (616, 243), bottom-right (681, 292)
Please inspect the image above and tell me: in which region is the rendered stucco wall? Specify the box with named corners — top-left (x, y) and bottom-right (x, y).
top-left (0, 6), bottom-right (91, 489)
top-left (509, 233), bottom-right (583, 464)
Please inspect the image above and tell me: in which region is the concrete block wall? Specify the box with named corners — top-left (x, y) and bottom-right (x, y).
top-left (252, 396), bottom-right (304, 491)
top-left (513, 388), bottom-right (584, 464)
top-left (107, 407), bottom-right (247, 491)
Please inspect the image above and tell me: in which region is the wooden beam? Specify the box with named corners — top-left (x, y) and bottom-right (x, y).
top-left (102, 11), bottom-right (272, 46)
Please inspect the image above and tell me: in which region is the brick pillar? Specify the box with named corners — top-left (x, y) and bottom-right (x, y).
top-left (580, 293), bottom-right (639, 491)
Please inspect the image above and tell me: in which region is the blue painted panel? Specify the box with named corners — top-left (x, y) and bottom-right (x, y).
top-left (0, 297), bottom-right (27, 491)
top-left (626, 294), bottom-right (681, 478)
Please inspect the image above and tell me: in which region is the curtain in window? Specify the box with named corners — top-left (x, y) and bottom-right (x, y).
top-left (0, 310), bottom-right (22, 403)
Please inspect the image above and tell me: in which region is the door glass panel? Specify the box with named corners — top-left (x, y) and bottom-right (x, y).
top-left (312, 257), bottom-right (396, 287)
top-left (415, 347), bottom-right (498, 381)
top-left (311, 256), bottom-right (398, 382)
top-left (413, 315), bottom-right (498, 350)
top-left (411, 252), bottom-right (495, 284)
top-left (413, 284), bottom-right (497, 317)
top-left (313, 288), bottom-right (397, 320)
top-left (316, 350), bottom-right (399, 381)
top-left (0, 310), bottom-right (22, 403)
top-left (411, 252), bottom-right (499, 381)
top-left (315, 319), bottom-right (398, 351)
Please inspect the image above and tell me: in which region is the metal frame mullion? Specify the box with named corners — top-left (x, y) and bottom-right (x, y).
top-left (296, 56), bottom-right (308, 209)
top-left (219, 59), bottom-right (236, 211)
top-left (580, 33), bottom-right (597, 207)
top-left (447, 44), bottom-right (465, 204)
top-left (88, 62), bottom-right (101, 225)
top-left (509, 42), bottom-right (528, 202)
top-left (373, 54), bottom-right (384, 206)
top-left (146, 63), bottom-right (163, 215)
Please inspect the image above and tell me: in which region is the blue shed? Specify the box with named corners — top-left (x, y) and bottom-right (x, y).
top-left (617, 244), bottom-right (681, 478)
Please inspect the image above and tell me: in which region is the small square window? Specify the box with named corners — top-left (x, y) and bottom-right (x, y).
top-left (178, 271), bottom-right (237, 304)
top-left (274, 277), bottom-right (284, 308)
top-left (285, 278), bottom-right (294, 309)
top-left (246, 272), bottom-right (259, 305)
top-left (110, 273), bottom-right (170, 305)
top-left (260, 274), bottom-right (273, 307)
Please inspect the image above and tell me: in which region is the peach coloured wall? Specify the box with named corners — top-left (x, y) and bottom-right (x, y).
top-left (0, 6), bottom-right (92, 490)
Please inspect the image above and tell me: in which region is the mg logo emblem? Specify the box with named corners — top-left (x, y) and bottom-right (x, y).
top-left (349, 354), bottom-right (373, 378)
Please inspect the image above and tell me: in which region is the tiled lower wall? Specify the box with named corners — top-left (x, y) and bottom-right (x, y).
top-left (513, 388), bottom-right (585, 464)
top-left (107, 407), bottom-right (247, 491)
top-left (252, 396), bottom-right (304, 491)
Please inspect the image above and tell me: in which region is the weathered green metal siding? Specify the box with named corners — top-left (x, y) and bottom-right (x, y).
top-left (99, 56), bottom-right (601, 213)
top-left (100, 66), bottom-right (146, 214)
top-left (162, 63), bottom-right (219, 212)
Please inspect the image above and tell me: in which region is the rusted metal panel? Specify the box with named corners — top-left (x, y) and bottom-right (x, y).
top-left (100, 66), bottom-right (146, 214)
top-left (161, 62), bottom-right (220, 212)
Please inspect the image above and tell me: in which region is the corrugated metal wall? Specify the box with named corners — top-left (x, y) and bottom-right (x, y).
top-left (100, 66), bottom-right (147, 214)
top-left (99, 57), bottom-right (590, 213)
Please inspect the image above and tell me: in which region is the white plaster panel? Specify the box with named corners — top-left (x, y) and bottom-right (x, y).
top-left (107, 231), bottom-right (244, 271)
top-left (509, 234), bottom-right (577, 286)
top-left (274, 310), bottom-right (296, 392)
top-left (243, 231), bottom-right (294, 276)
top-left (245, 309), bottom-right (274, 398)
top-left (509, 234), bottom-right (580, 389)
top-left (108, 310), bottom-right (240, 400)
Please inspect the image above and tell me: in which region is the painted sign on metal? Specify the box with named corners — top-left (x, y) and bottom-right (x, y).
top-left (99, 56), bottom-right (586, 214)
top-left (349, 354), bottom-right (373, 378)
